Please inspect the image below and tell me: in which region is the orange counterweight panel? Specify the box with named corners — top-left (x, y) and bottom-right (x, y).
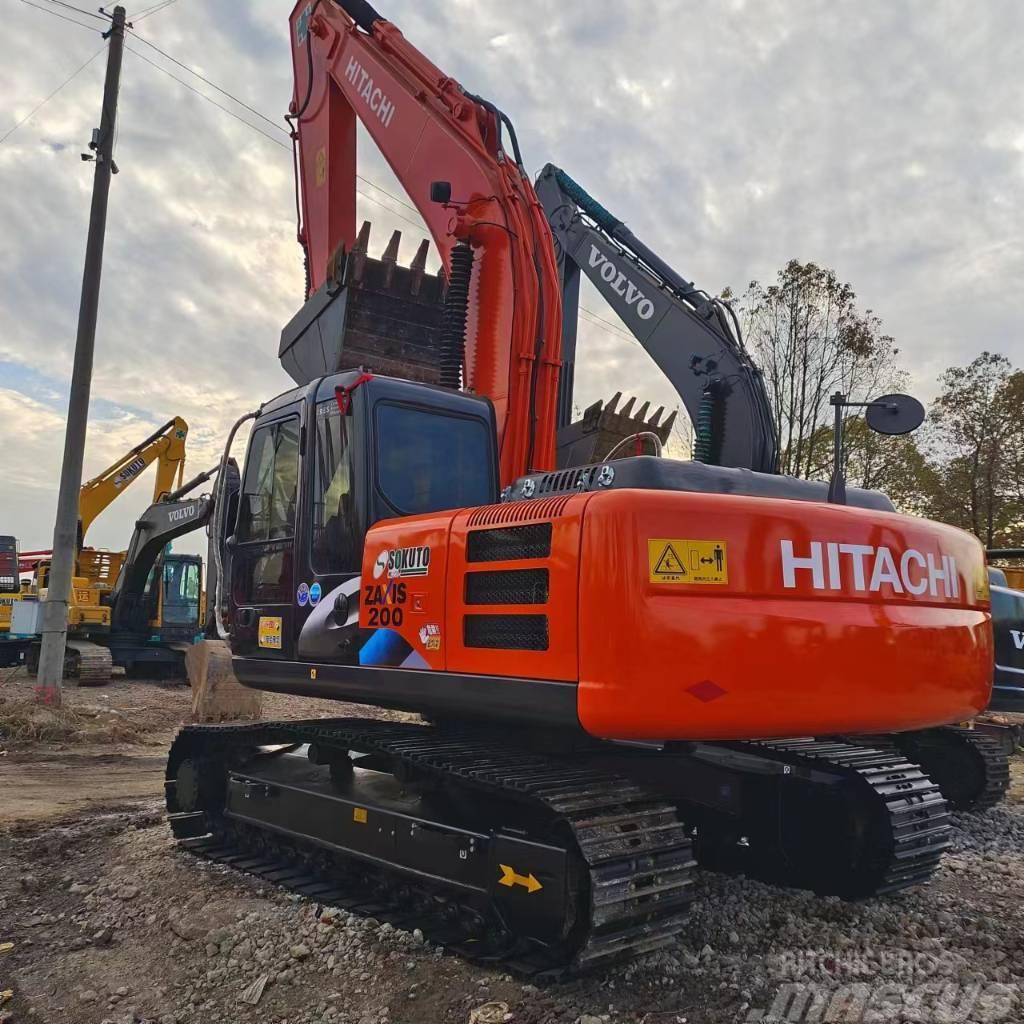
top-left (577, 489), bottom-right (992, 741)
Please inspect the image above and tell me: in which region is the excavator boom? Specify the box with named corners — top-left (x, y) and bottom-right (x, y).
top-left (287, 0), bottom-right (562, 483)
top-left (78, 417), bottom-right (189, 541)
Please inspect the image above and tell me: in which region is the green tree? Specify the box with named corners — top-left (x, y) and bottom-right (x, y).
top-left (922, 352), bottom-right (1024, 547)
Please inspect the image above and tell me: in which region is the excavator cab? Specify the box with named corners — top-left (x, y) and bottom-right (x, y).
top-left (227, 370), bottom-right (498, 665)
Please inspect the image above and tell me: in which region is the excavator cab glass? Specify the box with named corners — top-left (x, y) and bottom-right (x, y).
top-left (373, 403), bottom-right (493, 516)
top-left (229, 371), bottom-right (498, 664)
top-left (161, 557), bottom-right (202, 630)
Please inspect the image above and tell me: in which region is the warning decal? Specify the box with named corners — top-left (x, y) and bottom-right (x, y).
top-left (649, 539), bottom-right (728, 585)
top-left (258, 616), bottom-right (283, 649)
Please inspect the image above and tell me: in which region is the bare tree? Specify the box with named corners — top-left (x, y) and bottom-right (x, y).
top-left (738, 260), bottom-right (900, 479)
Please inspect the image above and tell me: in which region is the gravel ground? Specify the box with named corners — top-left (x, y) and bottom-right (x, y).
top-left (1, 672), bottom-right (1023, 1024)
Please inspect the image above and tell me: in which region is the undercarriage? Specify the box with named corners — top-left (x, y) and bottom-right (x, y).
top-left (166, 718), bottom-right (960, 973)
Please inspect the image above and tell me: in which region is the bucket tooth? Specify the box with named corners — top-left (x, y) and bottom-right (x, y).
top-left (279, 220), bottom-right (446, 388)
top-left (349, 221), bottom-right (372, 283)
top-left (381, 230), bottom-right (401, 287)
top-left (410, 239), bottom-right (430, 295)
top-left (556, 392), bottom-right (677, 467)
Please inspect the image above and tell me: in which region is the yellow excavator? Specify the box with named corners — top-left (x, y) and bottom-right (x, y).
top-left (20, 418), bottom-right (190, 683)
top-left (0, 536), bottom-right (29, 666)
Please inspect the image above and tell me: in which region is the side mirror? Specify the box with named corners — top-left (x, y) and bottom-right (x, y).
top-left (827, 391), bottom-right (926, 504)
top-left (865, 393), bottom-right (926, 436)
top-left (430, 180), bottom-right (452, 204)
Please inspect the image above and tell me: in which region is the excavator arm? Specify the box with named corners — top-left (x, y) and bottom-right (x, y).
top-left (287, 0), bottom-right (562, 484)
top-left (106, 461), bottom-right (239, 634)
top-left (78, 417), bottom-right (189, 542)
top-left (535, 164), bottom-right (779, 474)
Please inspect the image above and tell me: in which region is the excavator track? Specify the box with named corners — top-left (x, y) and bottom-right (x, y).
top-left (836, 727), bottom-right (1010, 812)
top-left (889, 727), bottom-right (1010, 812)
top-left (686, 738), bottom-right (952, 897)
top-left (165, 719), bottom-right (697, 975)
top-left (27, 639), bottom-right (112, 685)
top-left (67, 640), bottom-right (113, 686)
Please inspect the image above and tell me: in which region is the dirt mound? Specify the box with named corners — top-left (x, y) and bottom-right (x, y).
top-left (0, 695), bottom-right (152, 746)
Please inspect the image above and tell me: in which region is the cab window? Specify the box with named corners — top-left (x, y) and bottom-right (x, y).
top-left (312, 402), bottom-right (359, 574)
top-left (237, 418), bottom-right (301, 542)
top-left (375, 403), bottom-right (493, 516)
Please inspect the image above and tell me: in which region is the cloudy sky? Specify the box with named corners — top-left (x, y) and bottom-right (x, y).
top-left (2, 0), bottom-right (1023, 559)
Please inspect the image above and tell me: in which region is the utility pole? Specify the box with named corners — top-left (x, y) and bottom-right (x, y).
top-left (35, 6), bottom-right (126, 706)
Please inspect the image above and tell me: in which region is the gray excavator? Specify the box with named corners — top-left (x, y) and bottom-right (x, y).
top-left (20, 463), bottom-right (238, 681)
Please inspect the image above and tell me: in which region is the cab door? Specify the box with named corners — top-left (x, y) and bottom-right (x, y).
top-left (231, 412), bottom-right (302, 659)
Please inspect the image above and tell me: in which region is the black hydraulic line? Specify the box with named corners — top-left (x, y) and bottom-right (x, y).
top-left (126, 418), bottom-right (179, 456)
top-left (464, 91), bottom-right (524, 169)
top-left (551, 167), bottom-right (704, 307)
top-left (439, 242), bottom-right (474, 389)
top-left (165, 465), bottom-right (218, 502)
top-left (336, 0), bottom-right (383, 32)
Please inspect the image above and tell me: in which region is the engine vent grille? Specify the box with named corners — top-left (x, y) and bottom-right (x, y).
top-left (465, 569), bottom-right (549, 605)
top-left (464, 614), bottom-right (549, 651)
top-left (536, 466), bottom-right (599, 495)
top-left (467, 496), bottom-right (570, 527)
top-left (466, 523), bottom-right (552, 563)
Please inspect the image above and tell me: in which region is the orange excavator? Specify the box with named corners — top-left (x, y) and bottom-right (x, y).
top-left (166, 0), bottom-right (993, 973)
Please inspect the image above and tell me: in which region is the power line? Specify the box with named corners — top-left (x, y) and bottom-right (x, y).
top-left (124, 45), bottom-right (427, 231)
top-left (579, 306), bottom-right (633, 340)
top-left (133, 0), bottom-right (178, 21)
top-left (18, 0), bottom-right (102, 32)
top-left (128, 29), bottom-right (285, 134)
top-left (0, 45), bottom-right (106, 146)
top-left (128, 26), bottom-right (424, 222)
top-left (43, 0), bottom-right (110, 22)
top-left (124, 43), bottom-right (291, 150)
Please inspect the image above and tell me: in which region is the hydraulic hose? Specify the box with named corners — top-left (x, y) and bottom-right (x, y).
top-left (439, 242), bottom-right (474, 390)
top-left (693, 386), bottom-right (719, 464)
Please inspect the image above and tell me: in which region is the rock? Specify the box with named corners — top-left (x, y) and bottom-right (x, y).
top-left (118, 885), bottom-right (140, 901)
top-left (240, 974), bottom-right (269, 1006)
top-left (290, 944), bottom-right (311, 960)
top-left (469, 1003), bottom-right (512, 1024)
top-left (79, 989), bottom-right (100, 1003)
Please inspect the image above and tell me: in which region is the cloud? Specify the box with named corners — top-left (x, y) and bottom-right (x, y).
top-left (1, 0), bottom-right (1022, 558)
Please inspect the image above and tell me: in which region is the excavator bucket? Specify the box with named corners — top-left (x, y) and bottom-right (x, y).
top-left (279, 221), bottom-right (446, 386)
top-left (556, 394), bottom-right (677, 467)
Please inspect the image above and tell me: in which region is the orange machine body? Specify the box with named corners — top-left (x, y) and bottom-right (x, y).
top-left (361, 489), bottom-right (992, 741)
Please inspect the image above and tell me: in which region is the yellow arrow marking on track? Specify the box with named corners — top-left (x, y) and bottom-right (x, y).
top-left (498, 864), bottom-right (543, 893)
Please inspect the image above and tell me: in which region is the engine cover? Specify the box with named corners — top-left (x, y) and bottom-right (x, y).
top-left (357, 488), bottom-right (992, 741)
